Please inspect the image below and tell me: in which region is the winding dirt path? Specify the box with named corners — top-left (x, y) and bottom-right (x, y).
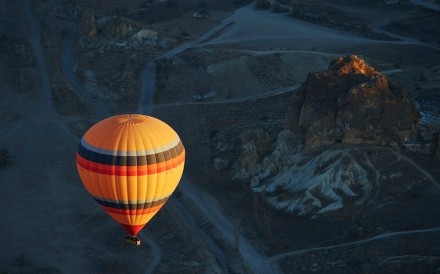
top-left (179, 177), bottom-right (283, 274)
top-left (388, 149), bottom-right (440, 189)
top-left (23, 0), bottom-right (51, 109)
top-left (267, 145), bottom-right (440, 263)
top-left (410, 0), bottom-right (440, 11)
top-left (154, 84), bottom-right (300, 109)
top-left (141, 233), bottom-right (163, 274)
top-left (168, 197), bottom-right (227, 272)
top-left (270, 227), bottom-right (440, 262)
top-left (60, 20), bottom-right (109, 118)
top-left (139, 62), bottom-right (156, 114)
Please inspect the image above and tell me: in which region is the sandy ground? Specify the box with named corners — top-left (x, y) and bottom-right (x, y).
top-left (1, 0), bottom-right (439, 273)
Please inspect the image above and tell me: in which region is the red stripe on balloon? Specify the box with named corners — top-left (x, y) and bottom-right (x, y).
top-left (76, 152), bottom-right (185, 176)
top-left (100, 204), bottom-right (163, 216)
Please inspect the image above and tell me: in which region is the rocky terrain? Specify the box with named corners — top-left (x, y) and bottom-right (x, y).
top-left (158, 54), bottom-right (440, 273)
top-left (232, 55), bottom-right (438, 217)
top-left (289, 55), bottom-right (420, 151)
top-left (1, 0), bottom-right (440, 273)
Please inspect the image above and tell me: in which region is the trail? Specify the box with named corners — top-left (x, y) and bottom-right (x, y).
top-left (137, 4), bottom-right (252, 114)
top-left (154, 84), bottom-right (300, 109)
top-left (179, 177), bottom-right (282, 274)
top-left (60, 20), bottom-right (109, 118)
top-left (142, 234), bottom-right (163, 274)
top-left (139, 62), bottom-right (156, 114)
top-left (370, 26), bottom-right (440, 51)
top-left (168, 197), bottom-right (227, 273)
top-left (368, 6), bottom-right (440, 51)
top-left (270, 227), bottom-right (440, 262)
top-left (387, 149), bottom-right (440, 189)
top-left (410, 0), bottom-right (440, 11)
top-left (16, 0), bottom-right (61, 169)
top-left (23, 0), bottom-right (51, 109)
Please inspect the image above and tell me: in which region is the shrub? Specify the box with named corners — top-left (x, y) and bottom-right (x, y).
top-left (0, 149), bottom-right (12, 169)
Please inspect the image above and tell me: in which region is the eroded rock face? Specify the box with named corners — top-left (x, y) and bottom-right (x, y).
top-left (232, 55), bottom-right (434, 217)
top-left (79, 7), bottom-right (97, 37)
top-left (287, 55), bottom-right (420, 152)
top-left (233, 129), bottom-right (271, 179)
top-left (101, 17), bottom-right (140, 38)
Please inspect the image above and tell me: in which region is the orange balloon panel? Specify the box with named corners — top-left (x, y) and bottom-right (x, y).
top-left (76, 114), bottom-right (185, 236)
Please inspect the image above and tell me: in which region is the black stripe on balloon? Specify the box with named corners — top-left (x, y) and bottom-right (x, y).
top-left (94, 196), bottom-right (170, 210)
top-left (76, 141), bottom-right (184, 166)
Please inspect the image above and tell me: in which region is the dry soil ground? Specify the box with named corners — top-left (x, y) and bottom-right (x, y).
top-left (1, 0), bottom-right (440, 273)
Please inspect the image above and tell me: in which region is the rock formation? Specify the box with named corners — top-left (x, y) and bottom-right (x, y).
top-left (131, 29), bottom-right (159, 43)
top-left (79, 7), bottom-right (97, 37)
top-left (233, 129), bottom-right (272, 179)
top-left (233, 55), bottom-right (432, 216)
top-left (286, 55), bottom-right (420, 152)
top-left (101, 16), bottom-right (141, 38)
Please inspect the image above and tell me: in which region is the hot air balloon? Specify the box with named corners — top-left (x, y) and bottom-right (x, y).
top-left (76, 114), bottom-right (185, 246)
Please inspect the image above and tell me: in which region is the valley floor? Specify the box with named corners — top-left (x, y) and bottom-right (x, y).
top-left (1, 0), bottom-right (439, 273)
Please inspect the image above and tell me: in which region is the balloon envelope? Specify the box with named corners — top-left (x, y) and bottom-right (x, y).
top-left (76, 114), bottom-right (185, 236)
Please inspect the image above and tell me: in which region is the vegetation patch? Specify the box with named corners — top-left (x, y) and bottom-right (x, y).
top-left (0, 149), bottom-right (12, 169)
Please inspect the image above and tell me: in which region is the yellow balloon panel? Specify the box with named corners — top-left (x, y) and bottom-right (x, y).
top-left (76, 155), bottom-right (184, 202)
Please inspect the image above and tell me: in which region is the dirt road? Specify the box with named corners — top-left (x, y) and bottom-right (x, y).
top-left (270, 227), bottom-right (440, 262)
